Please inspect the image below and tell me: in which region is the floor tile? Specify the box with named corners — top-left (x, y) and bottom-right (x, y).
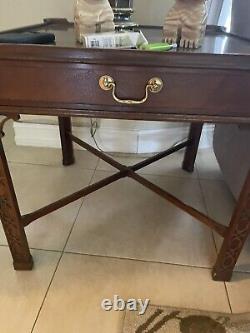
top-left (140, 151), bottom-right (198, 178)
top-left (200, 179), bottom-right (235, 227)
top-left (0, 246), bottom-right (60, 333)
top-left (66, 171), bottom-right (216, 268)
top-left (226, 272), bottom-right (250, 313)
top-left (201, 179), bottom-right (250, 273)
top-left (196, 148), bottom-right (223, 180)
top-left (97, 151), bottom-right (198, 178)
top-left (3, 121), bottom-right (99, 170)
top-left (0, 163), bottom-right (94, 251)
top-left (32, 253), bottom-right (230, 333)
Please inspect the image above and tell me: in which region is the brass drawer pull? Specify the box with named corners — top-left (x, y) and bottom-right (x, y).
top-left (99, 75), bottom-right (163, 105)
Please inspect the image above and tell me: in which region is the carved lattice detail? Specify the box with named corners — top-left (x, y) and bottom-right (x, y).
top-left (222, 194), bottom-right (250, 270)
top-left (222, 195), bottom-right (250, 270)
top-left (0, 144), bottom-right (31, 265)
top-left (213, 192), bottom-right (250, 280)
top-left (0, 175), bottom-right (25, 261)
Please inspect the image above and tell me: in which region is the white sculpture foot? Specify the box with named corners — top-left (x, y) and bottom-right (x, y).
top-left (163, 0), bottom-right (208, 49)
top-left (75, 0), bottom-right (115, 42)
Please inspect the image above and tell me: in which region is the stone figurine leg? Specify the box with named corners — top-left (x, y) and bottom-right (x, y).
top-left (163, 7), bottom-right (180, 44)
top-left (0, 140), bottom-right (33, 270)
top-left (182, 123), bottom-right (203, 172)
top-left (58, 117), bottom-right (75, 166)
top-left (212, 171), bottom-right (250, 281)
top-left (180, 25), bottom-right (204, 49)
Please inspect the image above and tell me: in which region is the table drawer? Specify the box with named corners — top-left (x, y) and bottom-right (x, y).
top-left (0, 60), bottom-right (249, 119)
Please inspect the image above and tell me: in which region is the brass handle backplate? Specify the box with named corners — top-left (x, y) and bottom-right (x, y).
top-left (99, 75), bottom-right (163, 105)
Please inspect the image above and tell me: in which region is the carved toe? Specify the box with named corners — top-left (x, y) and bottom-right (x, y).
top-left (180, 38), bottom-right (200, 49)
top-left (164, 36), bottom-right (177, 44)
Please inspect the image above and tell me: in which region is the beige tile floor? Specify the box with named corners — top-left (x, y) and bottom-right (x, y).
top-left (0, 121), bottom-right (250, 333)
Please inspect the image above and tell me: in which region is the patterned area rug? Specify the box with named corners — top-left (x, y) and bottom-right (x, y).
top-left (122, 305), bottom-right (250, 332)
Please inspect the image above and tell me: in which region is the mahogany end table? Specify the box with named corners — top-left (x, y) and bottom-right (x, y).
top-left (0, 19), bottom-right (249, 281)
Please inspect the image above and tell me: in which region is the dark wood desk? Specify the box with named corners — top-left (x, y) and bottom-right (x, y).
top-left (0, 19), bottom-right (249, 281)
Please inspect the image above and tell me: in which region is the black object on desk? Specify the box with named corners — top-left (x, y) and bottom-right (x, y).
top-left (0, 32), bottom-right (55, 44)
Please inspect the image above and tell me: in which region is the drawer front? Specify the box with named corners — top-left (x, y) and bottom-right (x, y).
top-left (0, 60), bottom-right (249, 119)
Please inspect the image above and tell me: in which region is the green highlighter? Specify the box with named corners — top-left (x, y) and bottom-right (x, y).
top-left (139, 42), bottom-right (177, 52)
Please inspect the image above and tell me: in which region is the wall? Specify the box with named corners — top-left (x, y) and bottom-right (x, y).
top-left (0, 0), bottom-right (73, 30)
top-left (0, 0), bottom-right (173, 30)
top-left (134, 0), bottom-right (174, 26)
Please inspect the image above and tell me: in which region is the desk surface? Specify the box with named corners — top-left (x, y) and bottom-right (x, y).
top-left (5, 19), bottom-right (250, 56)
top-left (1, 19), bottom-right (250, 71)
top-left (53, 24), bottom-right (250, 56)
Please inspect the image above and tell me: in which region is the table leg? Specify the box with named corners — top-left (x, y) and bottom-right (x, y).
top-left (0, 140), bottom-right (33, 270)
top-left (58, 116), bottom-right (75, 166)
top-left (182, 123), bottom-right (203, 172)
top-left (212, 171), bottom-right (250, 281)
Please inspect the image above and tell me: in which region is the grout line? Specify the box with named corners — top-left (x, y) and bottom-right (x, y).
top-left (223, 282), bottom-right (233, 314)
top-left (196, 165), bottom-right (219, 255)
top-left (62, 165), bottom-right (98, 254)
top-left (30, 247), bottom-right (61, 253)
top-left (9, 158), bottom-right (224, 182)
top-left (0, 244), bottom-right (62, 253)
top-left (95, 157), bottom-right (100, 171)
top-left (2, 242), bottom-right (250, 274)
top-left (0, 243), bottom-right (239, 273)
top-left (95, 157), bottom-right (101, 171)
top-left (30, 249), bottom-right (64, 333)
top-left (30, 164), bottom-right (98, 333)
top-left (62, 250), bottom-right (215, 271)
top-left (8, 159), bottom-right (99, 172)
top-left (95, 168), bottom-right (201, 181)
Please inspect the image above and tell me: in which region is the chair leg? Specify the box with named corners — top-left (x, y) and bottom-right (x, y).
top-left (182, 122), bottom-right (203, 172)
top-left (0, 140), bottom-right (33, 270)
top-left (212, 170), bottom-right (250, 281)
top-left (58, 116), bottom-right (75, 166)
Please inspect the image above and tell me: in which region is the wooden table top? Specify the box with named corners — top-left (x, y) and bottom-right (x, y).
top-left (16, 20), bottom-right (250, 55)
top-left (1, 19), bottom-right (250, 71)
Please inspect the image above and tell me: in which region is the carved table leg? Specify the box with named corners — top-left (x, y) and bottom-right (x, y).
top-left (58, 116), bottom-right (75, 166)
top-left (0, 140), bottom-right (33, 270)
top-left (182, 122), bottom-right (203, 172)
top-left (212, 170), bottom-right (250, 281)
